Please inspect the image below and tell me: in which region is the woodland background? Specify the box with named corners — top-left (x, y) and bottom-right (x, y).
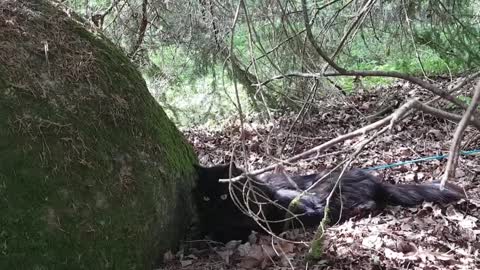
top-left (65, 0), bottom-right (480, 127)
top-left (20, 0), bottom-right (480, 269)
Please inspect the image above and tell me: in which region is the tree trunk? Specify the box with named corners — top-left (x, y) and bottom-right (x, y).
top-left (0, 1), bottom-right (196, 269)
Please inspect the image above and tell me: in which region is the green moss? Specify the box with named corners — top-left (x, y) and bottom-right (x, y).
top-left (306, 236), bottom-right (325, 262)
top-left (306, 208), bottom-right (331, 262)
top-left (0, 0), bottom-right (197, 269)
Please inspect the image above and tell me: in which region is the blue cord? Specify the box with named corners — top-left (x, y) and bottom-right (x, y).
top-left (364, 149), bottom-right (480, 171)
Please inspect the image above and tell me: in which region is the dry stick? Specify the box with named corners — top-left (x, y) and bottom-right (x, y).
top-left (411, 99), bottom-right (480, 129)
top-left (406, 72), bottom-right (480, 128)
top-left (227, 159), bottom-right (330, 243)
top-left (220, 99), bottom-right (421, 183)
top-left (277, 243), bottom-right (295, 270)
top-left (441, 81), bottom-right (480, 189)
top-left (226, 167), bottom-right (312, 244)
top-left (281, 161), bottom-right (348, 233)
top-left (316, 125), bottom-right (390, 225)
top-left (329, 72), bottom-right (470, 113)
top-left (226, 2), bottom-right (251, 224)
top-left (232, 183), bottom-right (311, 245)
top-left (220, 114), bottom-right (389, 183)
top-left (386, 97), bottom-right (480, 146)
top-left (221, 96), bottom-right (476, 184)
top-left (270, 149), bottom-right (348, 163)
top-left (290, 82), bottom-right (321, 151)
top-left (245, 28), bottom-right (307, 71)
top-left (427, 71), bottom-right (480, 105)
top-left (332, 125), bottom-right (390, 225)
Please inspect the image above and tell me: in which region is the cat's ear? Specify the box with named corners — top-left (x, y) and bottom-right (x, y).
top-left (229, 162), bottom-right (243, 176)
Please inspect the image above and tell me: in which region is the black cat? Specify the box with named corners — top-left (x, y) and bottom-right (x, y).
top-left (193, 163), bottom-right (465, 242)
top-left (193, 163), bottom-right (285, 242)
top-left (259, 169), bottom-right (465, 228)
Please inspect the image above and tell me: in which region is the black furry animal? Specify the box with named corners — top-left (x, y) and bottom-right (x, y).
top-left (259, 169), bottom-right (465, 228)
top-left (193, 163), bottom-right (285, 242)
top-left (193, 163), bottom-right (465, 242)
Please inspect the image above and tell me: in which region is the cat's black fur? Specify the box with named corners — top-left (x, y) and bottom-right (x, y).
top-left (193, 163), bottom-right (285, 242)
top-left (193, 163), bottom-right (465, 242)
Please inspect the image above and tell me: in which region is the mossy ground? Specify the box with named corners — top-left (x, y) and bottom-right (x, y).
top-left (0, 1), bottom-right (197, 269)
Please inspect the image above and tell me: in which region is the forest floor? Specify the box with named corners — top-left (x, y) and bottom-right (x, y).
top-left (163, 77), bottom-right (480, 270)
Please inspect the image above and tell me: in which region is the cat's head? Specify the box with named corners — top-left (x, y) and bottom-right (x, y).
top-left (193, 163), bottom-right (256, 241)
top-left (193, 162), bottom-right (243, 206)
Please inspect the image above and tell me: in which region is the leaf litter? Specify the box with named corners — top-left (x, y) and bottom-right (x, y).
top-left (164, 77), bottom-right (480, 270)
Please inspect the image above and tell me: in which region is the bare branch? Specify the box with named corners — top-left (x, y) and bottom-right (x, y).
top-left (221, 99), bottom-right (420, 183)
top-left (128, 0), bottom-right (148, 58)
top-left (256, 70), bottom-right (474, 113)
top-left (441, 81), bottom-right (480, 188)
top-left (91, 0), bottom-right (120, 28)
top-left (411, 100), bottom-right (480, 130)
top-left (222, 91), bottom-right (480, 184)
top-left (301, 0), bottom-right (346, 73)
top-left (449, 71), bottom-right (480, 93)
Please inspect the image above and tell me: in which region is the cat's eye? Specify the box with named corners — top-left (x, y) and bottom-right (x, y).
top-left (203, 196), bottom-right (210, 201)
top-left (220, 194), bottom-right (228, 200)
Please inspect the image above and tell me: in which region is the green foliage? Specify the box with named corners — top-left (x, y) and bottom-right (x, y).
top-left (415, 26), bottom-right (480, 69)
top-left (458, 95), bottom-right (473, 105)
top-left (63, 0), bottom-right (479, 127)
top-left (64, 0), bottom-right (112, 13)
top-left (334, 25), bottom-right (470, 93)
top-left (413, 0), bottom-right (480, 69)
top-left (144, 46), bottom-right (251, 128)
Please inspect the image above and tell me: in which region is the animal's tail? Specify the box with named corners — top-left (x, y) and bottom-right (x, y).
top-left (383, 182), bottom-right (465, 207)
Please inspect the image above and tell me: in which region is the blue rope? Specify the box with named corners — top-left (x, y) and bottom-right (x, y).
top-left (364, 149), bottom-right (480, 171)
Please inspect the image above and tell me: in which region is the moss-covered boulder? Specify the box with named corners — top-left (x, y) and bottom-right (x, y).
top-left (0, 1), bottom-right (197, 269)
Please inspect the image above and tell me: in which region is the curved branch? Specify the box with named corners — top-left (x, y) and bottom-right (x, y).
top-left (441, 80), bottom-right (480, 188)
top-left (256, 69), bottom-right (472, 111)
top-left (128, 0), bottom-right (148, 58)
